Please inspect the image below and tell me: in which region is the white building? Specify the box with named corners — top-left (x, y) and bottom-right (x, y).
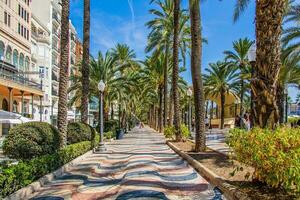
top-left (31, 14), bottom-right (52, 123)
top-left (31, 0), bottom-right (78, 125)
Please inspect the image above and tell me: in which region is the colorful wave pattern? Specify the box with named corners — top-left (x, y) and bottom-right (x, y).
top-left (29, 127), bottom-right (225, 200)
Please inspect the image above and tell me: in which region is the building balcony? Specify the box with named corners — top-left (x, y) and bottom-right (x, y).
top-left (0, 60), bottom-right (43, 95)
top-left (32, 32), bottom-right (50, 44)
top-left (52, 13), bottom-right (60, 25)
top-left (52, 87), bottom-right (58, 97)
top-left (52, 71), bottom-right (59, 82)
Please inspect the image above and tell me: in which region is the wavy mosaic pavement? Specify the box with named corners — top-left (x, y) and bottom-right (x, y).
top-left (29, 127), bottom-right (225, 200)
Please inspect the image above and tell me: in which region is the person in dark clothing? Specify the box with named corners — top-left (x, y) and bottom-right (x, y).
top-left (234, 115), bottom-right (241, 128)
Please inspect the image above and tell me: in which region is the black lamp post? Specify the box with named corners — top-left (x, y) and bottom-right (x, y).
top-left (96, 80), bottom-right (106, 152)
top-left (187, 88), bottom-right (192, 133)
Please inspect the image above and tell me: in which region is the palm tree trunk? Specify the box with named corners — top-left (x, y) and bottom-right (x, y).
top-left (189, 0), bottom-right (206, 151)
top-left (240, 78), bottom-right (244, 116)
top-left (110, 102), bottom-right (114, 120)
top-left (158, 86), bottom-right (163, 132)
top-left (57, 0), bottom-right (70, 148)
top-left (252, 0), bottom-right (286, 128)
top-left (81, 0), bottom-right (90, 123)
top-left (163, 43), bottom-right (169, 129)
top-left (205, 101), bottom-right (208, 118)
top-left (173, 0), bottom-right (181, 141)
top-left (220, 89), bottom-right (225, 129)
top-left (277, 85), bottom-right (285, 124)
top-left (168, 87), bottom-right (173, 126)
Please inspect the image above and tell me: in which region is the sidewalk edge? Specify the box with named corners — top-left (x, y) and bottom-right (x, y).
top-left (166, 141), bottom-right (250, 200)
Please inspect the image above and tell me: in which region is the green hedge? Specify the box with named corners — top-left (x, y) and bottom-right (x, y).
top-left (227, 127), bottom-right (300, 192)
top-left (67, 122), bottom-right (93, 144)
top-left (164, 124), bottom-right (190, 141)
top-left (0, 141), bottom-right (92, 198)
top-left (3, 122), bottom-right (60, 160)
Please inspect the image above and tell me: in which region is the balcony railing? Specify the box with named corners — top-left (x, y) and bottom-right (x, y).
top-left (52, 13), bottom-right (60, 23)
top-left (0, 60), bottom-right (42, 91)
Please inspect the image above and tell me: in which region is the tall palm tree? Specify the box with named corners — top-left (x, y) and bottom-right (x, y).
top-left (204, 62), bottom-right (239, 129)
top-left (189, 0), bottom-right (206, 152)
top-left (224, 38), bottom-right (254, 116)
top-left (140, 55), bottom-right (165, 132)
top-left (81, 0), bottom-right (90, 123)
top-left (233, 0), bottom-right (289, 128)
top-left (146, 0), bottom-right (190, 129)
top-left (172, 0), bottom-right (181, 141)
top-left (57, 0), bottom-right (70, 148)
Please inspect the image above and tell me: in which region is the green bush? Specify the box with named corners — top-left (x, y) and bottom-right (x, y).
top-left (104, 131), bottom-right (114, 140)
top-left (227, 127), bottom-right (300, 192)
top-left (164, 124), bottom-right (190, 141)
top-left (3, 122), bottom-right (60, 160)
top-left (104, 119), bottom-right (119, 132)
top-left (67, 122), bottom-right (93, 144)
top-left (0, 141), bottom-right (92, 198)
top-left (164, 126), bottom-right (175, 139)
top-left (288, 117), bottom-right (300, 127)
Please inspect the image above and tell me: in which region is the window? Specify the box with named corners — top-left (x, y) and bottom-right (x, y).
top-left (5, 46), bottom-right (12, 64)
top-left (24, 10), bottom-right (26, 21)
top-left (13, 49), bottom-right (18, 68)
top-left (27, 13), bottom-right (29, 23)
top-left (39, 66), bottom-right (45, 78)
top-left (0, 41), bottom-right (4, 60)
top-left (21, 8), bottom-right (23, 18)
top-left (18, 5), bottom-right (21, 16)
top-left (21, 25), bottom-right (23, 36)
top-left (19, 53), bottom-right (24, 71)
top-left (4, 11), bottom-right (10, 26)
top-left (8, 14), bottom-right (10, 27)
top-left (18, 23), bottom-right (20, 34)
top-left (25, 56), bottom-right (30, 72)
top-left (27, 29), bottom-right (29, 40)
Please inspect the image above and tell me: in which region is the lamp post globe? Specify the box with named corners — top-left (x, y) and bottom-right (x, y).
top-left (98, 80), bottom-right (106, 92)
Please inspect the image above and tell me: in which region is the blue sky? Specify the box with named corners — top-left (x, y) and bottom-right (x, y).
top-left (70, 0), bottom-right (298, 100)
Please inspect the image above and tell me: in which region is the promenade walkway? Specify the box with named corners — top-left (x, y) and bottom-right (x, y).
top-left (28, 127), bottom-right (224, 200)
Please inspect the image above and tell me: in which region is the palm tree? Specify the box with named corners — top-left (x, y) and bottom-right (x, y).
top-left (233, 0), bottom-right (289, 128)
top-left (278, 51), bottom-right (300, 122)
top-left (204, 62), bottom-right (239, 129)
top-left (140, 55), bottom-right (165, 132)
top-left (57, 0), bottom-right (70, 148)
top-left (224, 38), bottom-right (254, 116)
top-left (81, 0), bottom-right (90, 123)
top-left (282, 3), bottom-right (300, 56)
top-left (172, 0), bottom-right (181, 141)
top-left (146, 0), bottom-right (190, 129)
top-left (189, 0), bottom-right (206, 152)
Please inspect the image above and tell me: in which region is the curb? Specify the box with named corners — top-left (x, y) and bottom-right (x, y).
top-left (166, 141), bottom-right (250, 200)
top-left (5, 150), bottom-right (93, 200)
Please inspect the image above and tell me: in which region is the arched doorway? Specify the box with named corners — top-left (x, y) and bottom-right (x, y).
top-left (2, 99), bottom-right (9, 111)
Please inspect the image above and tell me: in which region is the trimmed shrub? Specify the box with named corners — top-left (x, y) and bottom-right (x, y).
top-left (3, 122), bottom-right (60, 160)
top-left (163, 124), bottom-right (190, 141)
top-left (0, 141), bottom-right (91, 198)
top-left (104, 131), bottom-right (114, 140)
top-left (67, 122), bottom-right (93, 144)
top-left (227, 127), bottom-right (300, 192)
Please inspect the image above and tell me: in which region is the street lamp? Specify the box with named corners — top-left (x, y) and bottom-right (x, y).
top-left (187, 88), bottom-right (193, 133)
top-left (96, 80), bottom-right (106, 152)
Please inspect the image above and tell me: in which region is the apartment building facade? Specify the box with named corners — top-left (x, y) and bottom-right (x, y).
top-left (0, 0), bottom-right (44, 136)
top-left (31, 0), bottom-right (78, 125)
